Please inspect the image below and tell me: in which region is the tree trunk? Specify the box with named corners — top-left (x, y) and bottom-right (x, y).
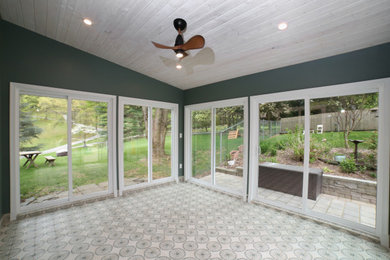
top-left (152, 108), bottom-right (169, 158)
top-left (344, 130), bottom-right (350, 149)
top-left (142, 107), bottom-right (148, 139)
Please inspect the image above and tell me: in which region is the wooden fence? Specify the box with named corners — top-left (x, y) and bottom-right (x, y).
top-left (280, 109), bottom-right (378, 132)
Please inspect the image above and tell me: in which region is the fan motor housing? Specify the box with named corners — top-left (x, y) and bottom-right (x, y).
top-left (174, 18), bottom-right (187, 32)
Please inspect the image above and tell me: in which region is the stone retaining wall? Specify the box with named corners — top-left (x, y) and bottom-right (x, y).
top-left (322, 174), bottom-right (376, 204)
top-left (215, 167), bottom-right (243, 177)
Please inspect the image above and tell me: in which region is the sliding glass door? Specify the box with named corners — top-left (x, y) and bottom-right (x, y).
top-left (249, 80), bottom-right (389, 240)
top-left (185, 98), bottom-right (248, 198)
top-left (308, 93), bottom-right (378, 228)
top-left (71, 100), bottom-right (109, 197)
top-left (11, 83), bottom-right (116, 219)
top-left (257, 99), bottom-right (305, 210)
top-left (18, 94), bottom-right (69, 207)
top-left (118, 97), bottom-right (178, 194)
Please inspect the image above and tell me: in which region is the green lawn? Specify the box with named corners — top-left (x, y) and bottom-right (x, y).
top-left (192, 133), bottom-right (243, 177)
top-left (26, 119), bottom-right (97, 151)
top-left (260, 130), bottom-right (377, 154)
top-left (20, 135), bottom-right (172, 201)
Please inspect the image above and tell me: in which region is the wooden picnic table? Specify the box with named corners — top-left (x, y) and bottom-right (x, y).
top-left (20, 151), bottom-right (41, 169)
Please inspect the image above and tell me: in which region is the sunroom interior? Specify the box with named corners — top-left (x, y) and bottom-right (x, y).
top-left (1, 1), bottom-right (390, 259)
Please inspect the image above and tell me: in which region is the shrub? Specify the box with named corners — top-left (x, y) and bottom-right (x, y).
top-left (367, 132), bottom-right (378, 150)
top-left (340, 159), bottom-right (357, 173)
top-left (269, 147), bottom-right (277, 156)
top-left (322, 167), bottom-right (333, 173)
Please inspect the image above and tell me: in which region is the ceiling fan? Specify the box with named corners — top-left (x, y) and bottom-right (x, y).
top-left (152, 18), bottom-right (205, 59)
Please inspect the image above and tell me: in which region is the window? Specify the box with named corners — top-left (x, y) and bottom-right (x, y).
top-left (249, 78), bottom-right (390, 243)
top-left (185, 98), bottom-right (248, 198)
top-left (118, 97), bottom-right (178, 194)
top-left (10, 83), bottom-right (116, 219)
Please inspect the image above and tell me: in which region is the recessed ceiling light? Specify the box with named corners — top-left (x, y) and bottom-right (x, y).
top-left (176, 64), bottom-right (182, 70)
top-left (278, 22), bottom-right (288, 31)
top-left (83, 18), bottom-right (92, 26)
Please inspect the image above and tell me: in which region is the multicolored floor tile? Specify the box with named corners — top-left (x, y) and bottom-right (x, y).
top-left (0, 182), bottom-right (389, 259)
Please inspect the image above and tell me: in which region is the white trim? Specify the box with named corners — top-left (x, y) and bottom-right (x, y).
top-left (302, 97), bottom-right (310, 212)
top-left (10, 82), bottom-right (116, 219)
top-left (377, 80), bottom-right (390, 247)
top-left (242, 98), bottom-right (249, 201)
top-left (14, 82), bottom-right (116, 101)
top-left (249, 78), bottom-right (390, 245)
top-left (184, 97), bottom-right (249, 200)
top-left (211, 108), bottom-right (216, 186)
top-left (67, 98), bottom-right (73, 200)
top-left (184, 107), bottom-right (192, 181)
top-left (117, 96), bottom-right (179, 194)
top-left (250, 79), bottom-right (380, 103)
top-left (148, 107), bottom-right (153, 183)
top-left (111, 97), bottom-right (118, 197)
top-left (10, 86), bottom-right (18, 221)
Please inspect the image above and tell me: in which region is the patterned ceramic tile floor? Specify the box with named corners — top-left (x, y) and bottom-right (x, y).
top-left (1, 182), bottom-right (389, 260)
top-left (200, 172), bottom-right (376, 228)
top-left (200, 172), bottom-right (244, 193)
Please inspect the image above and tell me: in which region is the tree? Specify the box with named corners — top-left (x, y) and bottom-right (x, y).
top-left (152, 108), bottom-right (170, 158)
top-left (259, 101), bottom-right (291, 136)
top-left (326, 93), bottom-right (378, 148)
top-left (123, 105), bottom-right (145, 137)
top-left (142, 108), bottom-right (170, 158)
top-left (192, 110), bottom-right (211, 131)
top-left (19, 101), bottom-right (43, 151)
top-left (216, 107), bottom-right (244, 127)
top-left (72, 100), bottom-right (99, 147)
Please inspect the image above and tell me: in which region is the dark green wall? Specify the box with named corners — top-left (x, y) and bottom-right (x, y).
top-left (0, 20), bottom-right (184, 216)
top-left (183, 42), bottom-right (390, 237)
top-left (184, 43), bottom-right (390, 104)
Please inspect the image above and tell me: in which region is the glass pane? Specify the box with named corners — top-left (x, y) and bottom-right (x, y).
top-left (152, 108), bottom-right (172, 180)
top-left (215, 106), bottom-right (244, 193)
top-left (308, 93), bottom-right (378, 228)
top-left (123, 105), bottom-right (148, 186)
top-left (19, 95), bottom-right (68, 206)
top-left (258, 100), bottom-right (305, 209)
top-left (192, 109), bottom-right (211, 182)
top-left (72, 100), bottom-right (108, 196)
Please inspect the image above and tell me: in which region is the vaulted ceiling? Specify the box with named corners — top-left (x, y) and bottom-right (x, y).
top-left (1, 0), bottom-right (390, 90)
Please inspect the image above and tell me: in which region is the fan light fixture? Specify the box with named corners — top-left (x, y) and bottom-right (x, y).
top-left (176, 52), bottom-right (184, 58)
top-left (83, 18), bottom-right (93, 26)
top-left (152, 18), bottom-right (205, 60)
top-left (278, 22), bottom-right (288, 30)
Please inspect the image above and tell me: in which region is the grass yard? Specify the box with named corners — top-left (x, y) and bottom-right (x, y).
top-left (192, 133), bottom-right (243, 177)
top-left (20, 135), bottom-right (172, 201)
top-left (260, 131), bottom-right (377, 154)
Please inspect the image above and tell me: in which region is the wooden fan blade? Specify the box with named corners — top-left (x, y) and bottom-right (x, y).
top-left (152, 41), bottom-right (175, 49)
top-left (181, 35), bottom-right (205, 51)
top-left (180, 51), bottom-right (189, 59)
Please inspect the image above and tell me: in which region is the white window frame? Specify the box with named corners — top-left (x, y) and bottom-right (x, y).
top-left (10, 82), bottom-right (117, 220)
top-left (118, 97), bottom-right (179, 195)
top-left (184, 97), bottom-right (249, 200)
top-left (248, 78), bottom-right (390, 246)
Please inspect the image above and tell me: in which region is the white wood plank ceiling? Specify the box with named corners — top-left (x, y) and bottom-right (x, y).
top-left (1, 0), bottom-right (390, 90)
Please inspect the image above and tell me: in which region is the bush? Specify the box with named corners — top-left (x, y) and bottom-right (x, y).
top-left (340, 158), bottom-right (357, 173)
top-left (367, 132), bottom-right (378, 150)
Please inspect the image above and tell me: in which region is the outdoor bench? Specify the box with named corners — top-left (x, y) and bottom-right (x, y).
top-left (258, 162), bottom-right (323, 200)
